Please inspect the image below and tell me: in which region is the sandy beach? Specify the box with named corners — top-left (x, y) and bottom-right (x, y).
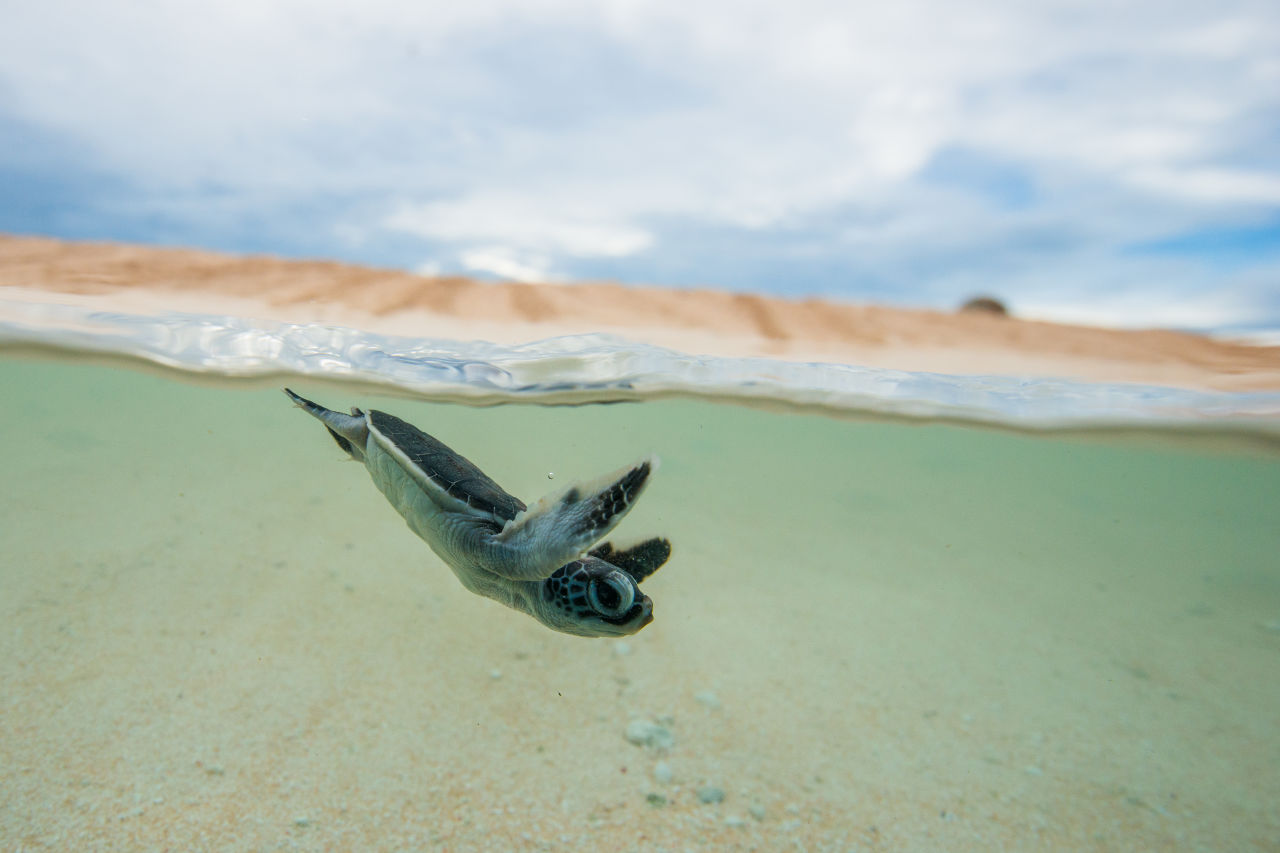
top-left (3, 233), bottom-right (1279, 392)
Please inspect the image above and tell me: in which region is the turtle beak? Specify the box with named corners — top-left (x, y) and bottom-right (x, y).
top-left (635, 597), bottom-right (654, 630)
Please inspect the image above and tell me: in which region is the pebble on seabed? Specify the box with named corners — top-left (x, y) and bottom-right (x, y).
top-left (613, 641), bottom-right (632, 657)
top-left (694, 690), bottom-right (722, 709)
top-left (697, 786), bottom-right (726, 804)
top-left (624, 719), bottom-right (674, 750)
top-left (653, 761), bottom-right (673, 784)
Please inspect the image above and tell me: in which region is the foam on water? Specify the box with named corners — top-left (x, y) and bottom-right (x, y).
top-left (2, 297), bottom-right (1278, 434)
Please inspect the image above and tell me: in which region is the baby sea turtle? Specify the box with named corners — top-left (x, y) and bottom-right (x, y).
top-left (284, 389), bottom-right (671, 637)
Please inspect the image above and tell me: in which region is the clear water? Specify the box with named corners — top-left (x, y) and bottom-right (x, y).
top-left (2, 308), bottom-right (1279, 850)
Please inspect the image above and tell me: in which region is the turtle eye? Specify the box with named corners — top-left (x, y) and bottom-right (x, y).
top-left (588, 573), bottom-right (635, 616)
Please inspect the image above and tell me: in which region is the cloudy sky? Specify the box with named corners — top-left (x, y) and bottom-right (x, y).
top-left (2, 0), bottom-right (1278, 332)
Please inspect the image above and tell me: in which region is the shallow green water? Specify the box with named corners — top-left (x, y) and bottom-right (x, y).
top-left (2, 357), bottom-right (1278, 851)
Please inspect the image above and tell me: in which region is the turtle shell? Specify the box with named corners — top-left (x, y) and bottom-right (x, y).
top-left (367, 409), bottom-right (526, 523)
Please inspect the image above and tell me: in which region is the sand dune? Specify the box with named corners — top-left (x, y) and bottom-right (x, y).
top-left (2, 233), bottom-right (1278, 391)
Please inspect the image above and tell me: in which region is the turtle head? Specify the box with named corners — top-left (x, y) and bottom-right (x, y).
top-left (537, 556), bottom-right (654, 637)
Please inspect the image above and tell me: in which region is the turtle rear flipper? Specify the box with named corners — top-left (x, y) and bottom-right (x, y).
top-left (491, 456), bottom-right (657, 580)
top-left (284, 388), bottom-right (370, 461)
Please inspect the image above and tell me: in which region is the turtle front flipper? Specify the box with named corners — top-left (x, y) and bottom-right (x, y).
top-left (590, 537), bottom-right (671, 584)
top-left (488, 456), bottom-right (657, 580)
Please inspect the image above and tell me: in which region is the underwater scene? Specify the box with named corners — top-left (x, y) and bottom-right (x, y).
top-left (2, 308), bottom-right (1279, 852)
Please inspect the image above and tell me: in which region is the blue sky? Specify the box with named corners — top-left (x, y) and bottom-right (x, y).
top-left (2, 0), bottom-right (1278, 333)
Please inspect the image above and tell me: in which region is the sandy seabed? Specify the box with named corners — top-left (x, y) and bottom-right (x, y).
top-left (4, 360), bottom-right (1278, 852)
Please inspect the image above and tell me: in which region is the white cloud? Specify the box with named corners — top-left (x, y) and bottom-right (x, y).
top-left (385, 194), bottom-right (652, 258)
top-left (1127, 168), bottom-right (1280, 204)
top-left (459, 246), bottom-right (557, 282)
